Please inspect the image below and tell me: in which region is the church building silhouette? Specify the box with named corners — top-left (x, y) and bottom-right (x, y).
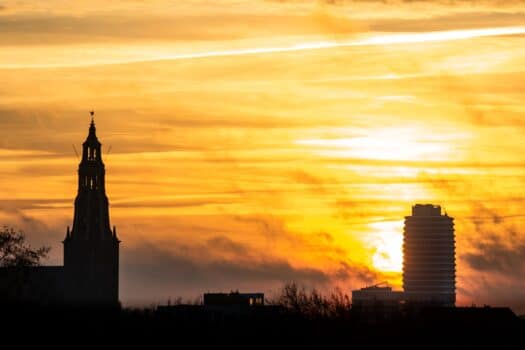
top-left (0, 116), bottom-right (120, 306)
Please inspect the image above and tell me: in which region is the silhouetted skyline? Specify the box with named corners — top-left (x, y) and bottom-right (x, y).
top-left (1, 0), bottom-right (525, 313)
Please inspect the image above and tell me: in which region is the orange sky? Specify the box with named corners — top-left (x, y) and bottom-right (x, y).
top-left (1, 0), bottom-right (525, 311)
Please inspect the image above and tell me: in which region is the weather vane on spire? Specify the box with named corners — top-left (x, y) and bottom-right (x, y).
top-left (89, 110), bottom-right (95, 124)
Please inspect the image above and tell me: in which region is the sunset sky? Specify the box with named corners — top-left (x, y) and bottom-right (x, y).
top-left (1, 0), bottom-right (525, 311)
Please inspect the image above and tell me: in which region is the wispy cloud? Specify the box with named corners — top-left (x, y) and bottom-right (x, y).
top-left (2, 26), bottom-right (525, 68)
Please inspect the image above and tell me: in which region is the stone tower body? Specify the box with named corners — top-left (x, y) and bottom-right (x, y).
top-left (63, 117), bottom-right (120, 305)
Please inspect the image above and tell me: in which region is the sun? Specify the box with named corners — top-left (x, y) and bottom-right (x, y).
top-left (369, 221), bottom-right (403, 273)
top-left (296, 126), bottom-right (453, 162)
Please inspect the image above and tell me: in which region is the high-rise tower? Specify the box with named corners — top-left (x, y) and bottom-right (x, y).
top-left (403, 204), bottom-right (455, 306)
top-left (63, 115), bottom-right (120, 305)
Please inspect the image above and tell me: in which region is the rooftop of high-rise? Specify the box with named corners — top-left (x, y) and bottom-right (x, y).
top-left (411, 204), bottom-right (443, 217)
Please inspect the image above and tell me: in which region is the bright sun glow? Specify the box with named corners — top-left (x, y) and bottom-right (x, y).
top-left (296, 127), bottom-right (452, 161)
top-left (369, 221), bottom-right (403, 272)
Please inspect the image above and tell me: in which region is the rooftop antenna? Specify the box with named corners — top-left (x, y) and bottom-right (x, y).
top-left (72, 144), bottom-right (80, 160)
top-left (366, 281), bottom-right (389, 288)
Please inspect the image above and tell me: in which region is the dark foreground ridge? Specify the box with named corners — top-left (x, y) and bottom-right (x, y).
top-left (3, 305), bottom-right (524, 347)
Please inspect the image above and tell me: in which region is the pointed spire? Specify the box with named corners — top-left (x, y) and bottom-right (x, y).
top-left (89, 110), bottom-right (96, 136)
top-left (84, 110), bottom-right (100, 149)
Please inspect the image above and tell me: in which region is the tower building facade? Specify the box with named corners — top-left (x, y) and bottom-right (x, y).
top-left (403, 204), bottom-right (455, 306)
top-left (63, 118), bottom-right (120, 305)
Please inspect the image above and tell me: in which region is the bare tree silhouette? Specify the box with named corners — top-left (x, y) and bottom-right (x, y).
top-left (0, 226), bottom-right (50, 267)
top-left (271, 282), bottom-right (352, 320)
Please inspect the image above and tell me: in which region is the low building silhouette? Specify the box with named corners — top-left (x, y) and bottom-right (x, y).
top-left (0, 117), bottom-right (120, 306)
top-left (157, 291), bottom-right (275, 322)
top-left (204, 292), bottom-right (264, 307)
top-left (352, 283), bottom-right (404, 309)
top-left (202, 292), bottom-right (265, 317)
top-left (351, 283), bottom-right (404, 323)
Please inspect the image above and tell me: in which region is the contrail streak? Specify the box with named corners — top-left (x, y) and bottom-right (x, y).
top-left (3, 26), bottom-right (525, 68)
top-left (149, 26), bottom-right (525, 62)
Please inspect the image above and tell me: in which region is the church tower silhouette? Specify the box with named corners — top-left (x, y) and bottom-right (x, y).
top-left (63, 115), bottom-right (120, 305)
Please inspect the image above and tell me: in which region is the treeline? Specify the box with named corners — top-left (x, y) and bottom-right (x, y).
top-left (160, 282), bottom-right (353, 320)
top-left (269, 282), bottom-right (352, 320)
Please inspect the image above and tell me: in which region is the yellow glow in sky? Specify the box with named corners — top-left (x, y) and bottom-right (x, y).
top-left (296, 127), bottom-right (454, 161)
top-left (369, 221), bottom-right (403, 273)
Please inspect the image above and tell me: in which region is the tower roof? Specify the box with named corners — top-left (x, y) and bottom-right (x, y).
top-left (84, 111), bottom-right (100, 146)
top-left (73, 112), bottom-right (112, 239)
top-left (411, 204), bottom-right (442, 217)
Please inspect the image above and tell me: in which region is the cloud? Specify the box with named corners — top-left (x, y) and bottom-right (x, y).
top-left (121, 241), bottom-right (330, 304)
top-left (461, 277), bottom-right (525, 312)
top-left (462, 228), bottom-right (525, 275)
top-left (121, 240), bottom-right (379, 305)
top-left (0, 207), bottom-right (67, 265)
top-left (112, 198), bottom-right (233, 209)
top-left (334, 260), bottom-right (377, 282)
top-left (0, 109), bottom-right (211, 155)
top-left (289, 170), bottom-right (330, 194)
top-left (0, 9), bottom-right (363, 46)
top-left (0, 14), bottom-right (243, 45)
top-left (309, 5), bottom-right (366, 35)
top-left (370, 11), bottom-right (525, 32)
top-left (206, 236), bottom-right (248, 256)
top-left (0, 198), bottom-right (70, 210)
top-left (119, 213), bottom-right (379, 305)
top-left (452, 202), bottom-right (525, 313)
top-left (229, 215), bottom-right (347, 258)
